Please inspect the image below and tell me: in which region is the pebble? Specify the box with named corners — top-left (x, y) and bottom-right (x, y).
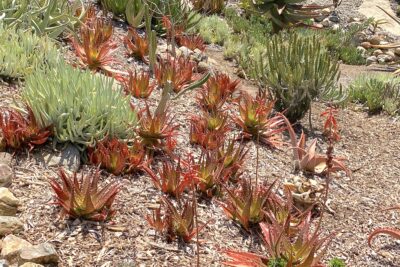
top-left (329, 15), bottom-right (340, 23)
top-left (360, 42), bottom-right (371, 49)
top-left (178, 46), bottom-right (193, 58)
top-left (18, 243), bottom-right (58, 265)
top-left (373, 49), bottom-right (383, 57)
top-left (0, 188), bottom-right (19, 216)
top-left (368, 35), bottom-right (381, 45)
top-left (377, 54), bottom-right (392, 63)
top-left (1, 235), bottom-right (32, 262)
top-left (0, 165), bottom-right (12, 188)
top-left (0, 216), bottom-right (23, 236)
top-left (366, 56), bottom-right (377, 65)
top-left (332, 24), bottom-right (340, 31)
top-left (321, 18), bottom-right (332, 27)
top-left (394, 47), bottom-right (400, 56)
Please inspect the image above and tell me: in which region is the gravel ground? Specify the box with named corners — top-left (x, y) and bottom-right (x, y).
top-left (305, 0), bottom-right (365, 23)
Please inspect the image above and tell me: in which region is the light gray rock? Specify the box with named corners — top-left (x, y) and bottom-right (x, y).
top-left (0, 216), bottom-right (23, 236)
top-left (40, 144), bottom-right (80, 172)
top-left (1, 234), bottom-right (32, 262)
top-left (331, 24), bottom-right (340, 31)
top-left (377, 54), bottom-right (393, 63)
top-left (0, 165), bottom-right (12, 188)
top-left (366, 56), bottom-right (377, 65)
top-left (0, 188), bottom-right (19, 216)
top-left (0, 259), bottom-right (9, 267)
top-left (178, 46), bottom-right (193, 57)
top-left (321, 18), bottom-right (332, 27)
top-left (0, 153), bottom-right (12, 166)
top-left (197, 61), bottom-right (210, 73)
top-left (386, 51), bottom-right (396, 58)
top-left (349, 17), bottom-right (361, 23)
top-left (373, 49), bottom-right (383, 57)
top-left (18, 243), bottom-right (58, 265)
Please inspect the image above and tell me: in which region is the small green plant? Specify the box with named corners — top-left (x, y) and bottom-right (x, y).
top-left (328, 258), bottom-right (346, 267)
top-left (253, 32), bottom-right (344, 123)
top-left (195, 15), bottom-right (230, 45)
top-left (337, 46), bottom-right (365, 65)
top-left (23, 61), bottom-right (137, 148)
top-left (191, 0), bottom-right (225, 14)
top-left (0, 24), bottom-right (59, 79)
top-left (349, 74), bottom-right (400, 115)
top-left (268, 258), bottom-right (287, 267)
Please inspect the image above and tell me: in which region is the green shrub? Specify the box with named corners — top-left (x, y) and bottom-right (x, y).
top-left (349, 74), bottom-right (400, 115)
top-left (253, 32), bottom-right (344, 122)
top-left (23, 62), bottom-right (137, 148)
top-left (0, 24), bottom-right (59, 79)
top-left (101, 0), bottom-right (129, 17)
top-left (338, 46), bottom-right (365, 65)
top-left (223, 35), bottom-right (243, 59)
top-left (328, 258), bottom-right (346, 267)
top-left (195, 15), bottom-right (230, 45)
top-left (0, 0), bottom-right (82, 38)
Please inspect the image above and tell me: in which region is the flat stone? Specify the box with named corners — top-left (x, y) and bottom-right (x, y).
top-left (0, 165), bottom-right (12, 188)
top-left (19, 263), bottom-right (44, 267)
top-left (1, 235), bottom-right (32, 261)
top-left (0, 216), bottom-right (23, 236)
top-left (18, 243), bottom-right (58, 265)
top-left (0, 188), bottom-right (19, 216)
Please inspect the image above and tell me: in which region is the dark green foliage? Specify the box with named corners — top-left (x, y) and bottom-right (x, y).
top-left (268, 258), bottom-right (287, 267)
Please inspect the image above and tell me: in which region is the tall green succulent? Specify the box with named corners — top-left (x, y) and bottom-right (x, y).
top-left (241, 0), bottom-right (332, 32)
top-left (254, 32), bottom-right (343, 122)
top-left (0, 0), bottom-right (84, 38)
top-left (0, 24), bottom-right (59, 79)
top-left (23, 62), bottom-right (137, 148)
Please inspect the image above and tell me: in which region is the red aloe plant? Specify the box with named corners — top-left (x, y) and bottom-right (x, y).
top-left (143, 159), bottom-right (191, 198)
top-left (71, 14), bottom-right (121, 74)
top-left (320, 107), bottom-right (340, 142)
top-left (193, 153), bottom-right (228, 197)
top-left (122, 70), bottom-right (156, 99)
top-left (224, 209), bottom-right (335, 266)
top-left (217, 138), bottom-right (248, 182)
top-left (137, 105), bottom-right (179, 154)
top-left (88, 138), bottom-right (146, 175)
top-left (154, 56), bottom-right (197, 93)
top-left (282, 114), bottom-right (350, 175)
top-left (368, 205), bottom-right (400, 247)
top-left (233, 93), bottom-right (286, 148)
top-left (219, 179), bottom-right (276, 230)
top-left (146, 196), bottom-right (207, 242)
top-left (161, 16), bottom-right (185, 39)
top-left (177, 34), bottom-right (206, 51)
top-left (196, 72), bottom-right (239, 112)
top-left (124, 28), bottom-right (149, 62)
top-left (49, 169), bottom-right (120, 221)
top-left (189, 111), bottom-right (230, 151)
top-left (0, 107), bottom-right (52, 150)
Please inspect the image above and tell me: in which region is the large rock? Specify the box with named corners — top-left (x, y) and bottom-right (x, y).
top-left (0, 216), bottom-right (23, 236)
top-left (38, 144), bottom-right (80, 172)
top-left (0, 165), bottom-right (12, 188)
top-left (1, 235), bottom-right (32, 262)
top-left (0, 188), bottom-right (19, 216)
top-left (18, 243), bottom-right (58, 265)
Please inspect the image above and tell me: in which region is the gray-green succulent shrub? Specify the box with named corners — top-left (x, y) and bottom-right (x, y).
top-left (0, 24), bottom-right (59, 79)
top-left (253, 32), bottom-right (344, 122)
top-left (349, 74), bottom-right (400, 115)
top-left (23, 62), bottom-right (137, 148)
top-left (195, 15), bottom-right (230, 45)
top-left (0, 0), bottom-right (83, 38)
